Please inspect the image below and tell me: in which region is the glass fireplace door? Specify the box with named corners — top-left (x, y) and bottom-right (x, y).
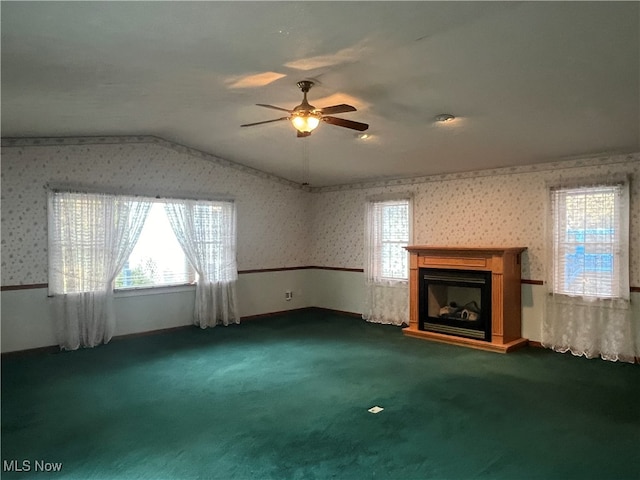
top-left (419, 269), bottom-right (492, 341)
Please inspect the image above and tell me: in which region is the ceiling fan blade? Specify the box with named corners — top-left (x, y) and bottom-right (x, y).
top-left (318, 104), bottom-right (357, 115)
top-left (297, 131), bottom-right (312, 138)
top-left (323, 116), bottom-right (369, 131)
top-left (240, 117), bottom-right (289, 127)
top-left (256, 104), bottom-right (293, 113)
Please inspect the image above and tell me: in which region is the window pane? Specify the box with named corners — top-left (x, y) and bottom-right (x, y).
top-left (370, 199), bottom-right (410, 281)
top-left (381, 242), bottom-right (408, 279)
top-left (115, 203), bottom-right (193, 289)
top-left (382, 204), bottom-right (409, 242)
top-left (553, 186), bottom-right (621, 298)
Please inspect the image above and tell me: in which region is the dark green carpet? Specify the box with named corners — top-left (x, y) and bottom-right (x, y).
top-left (2, 310), bottom-right (639, 479)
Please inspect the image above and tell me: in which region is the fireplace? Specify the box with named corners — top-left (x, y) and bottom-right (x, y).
top-left (419, 268), bottom-right (491, 341)
top-left (404, 246), bottom-right (528, 353)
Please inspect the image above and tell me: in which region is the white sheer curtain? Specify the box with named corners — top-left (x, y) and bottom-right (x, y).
top-left (362, 282), bottom-right (410, 326)
top-left (542, 179), bottom-right (634, 362)
top-left (362, 197), bottom-right (412, 326)
top-left (48, 192), bottom-right (151, 350)
top-left (165, 199), bottom-right (239, 328)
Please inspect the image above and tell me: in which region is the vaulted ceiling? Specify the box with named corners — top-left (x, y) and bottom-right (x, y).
top-left (2, 2), bottom-right (638, 187)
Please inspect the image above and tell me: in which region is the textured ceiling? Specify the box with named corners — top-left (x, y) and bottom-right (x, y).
top-left (2, 1), bottom-right (639, 187)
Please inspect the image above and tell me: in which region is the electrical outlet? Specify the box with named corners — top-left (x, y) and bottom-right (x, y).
top-left (285, 291), bottom-right (293, 301)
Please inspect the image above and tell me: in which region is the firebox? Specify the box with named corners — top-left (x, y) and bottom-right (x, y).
top-left (419, 268), bottom-right (492, 341)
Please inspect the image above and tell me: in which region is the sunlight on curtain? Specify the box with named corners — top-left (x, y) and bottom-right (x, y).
top-left (48, 192), bottom-right (151, 350)
top-left (542, 179), bottom-right (634, 362)
top-left (115, 203), bottom-right (194, 288)
top-left (165, 199), bottom-right (239, 328)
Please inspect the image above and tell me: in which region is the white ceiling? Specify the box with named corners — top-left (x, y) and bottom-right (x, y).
top-left (2, 1), bottom-right (639, 187)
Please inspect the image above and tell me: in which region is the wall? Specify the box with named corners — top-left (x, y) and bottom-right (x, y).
top-left (309, 153), bottom-right (640, 343)
top-left (1, 271), bottom-right (314, 352)
top-left (2, 138), bottom-right (638, 352)
top-left (1, 137), bottom-right (312, 280)
top-left (1, 137), bottom-right (313, 352)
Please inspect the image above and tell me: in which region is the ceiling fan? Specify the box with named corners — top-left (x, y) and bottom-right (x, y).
top-left (241, 80), bottom-right (369, 137)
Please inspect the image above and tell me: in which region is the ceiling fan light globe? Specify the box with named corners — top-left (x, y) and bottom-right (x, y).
top-left (291, 114), bottom-right (320, 133)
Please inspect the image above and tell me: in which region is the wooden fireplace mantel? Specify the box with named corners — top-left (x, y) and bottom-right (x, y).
top-left (404, 246), bottom-right (528, 353)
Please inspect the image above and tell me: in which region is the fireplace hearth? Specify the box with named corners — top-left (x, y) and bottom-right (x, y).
top-left (404, 246), bottom-right (528, 353)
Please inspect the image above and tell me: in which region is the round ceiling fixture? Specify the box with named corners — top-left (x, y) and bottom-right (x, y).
top-left (435, 114), bottom-right (455, 123)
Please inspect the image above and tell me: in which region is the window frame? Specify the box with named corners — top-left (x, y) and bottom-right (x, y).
top-left (48, 189), bottom-right (236, 296)
top-left (114, 200), bottom-right (196, 292)
top-left (366, 196), bottom-right (413, 283)
top-left (548, 180), bottom-right (629, 300)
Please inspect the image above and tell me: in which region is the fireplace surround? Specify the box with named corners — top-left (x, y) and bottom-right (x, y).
top-left (404, 246), bottom-right (528, 353)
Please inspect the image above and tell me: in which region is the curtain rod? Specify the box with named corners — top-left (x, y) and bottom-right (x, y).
top-left (546, 174), bottom-right (629, 191)
top-left (44, 183), bottom-right (235, 203)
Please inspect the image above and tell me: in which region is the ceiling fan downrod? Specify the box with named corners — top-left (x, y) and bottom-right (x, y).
top-left (295, 81), bottom-right (315, 112)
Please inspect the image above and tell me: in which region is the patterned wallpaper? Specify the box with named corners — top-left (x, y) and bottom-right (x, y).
top-left (310, 154), bottom-right (640, 285)
top-left (2, 136), bottom-right (638, 288)
top-left (1, 139), bottom-right (311, 286)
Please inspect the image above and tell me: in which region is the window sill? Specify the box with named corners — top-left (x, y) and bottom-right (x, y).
top-left (552, 291), bottom-right (620, 301)
top-left (371, 279), bottom-right (409, 286)
top-left (114, 283), bottom-right (196, 298)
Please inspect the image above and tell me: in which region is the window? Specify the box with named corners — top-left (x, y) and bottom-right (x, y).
top-left (366, 198), bottom-right (412, 282)
top-left (49, 191), bottom-right (236, 294)
top-left (549, 182), bottom-right (629, 299)
top-left (115, 202), bottom-right (194, 289)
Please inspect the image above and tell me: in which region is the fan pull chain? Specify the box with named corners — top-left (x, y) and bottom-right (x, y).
top-left (301, 138), bottom-right (310, 186)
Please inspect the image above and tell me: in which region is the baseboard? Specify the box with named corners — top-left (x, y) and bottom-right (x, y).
top-left (1, 344), bottom-right (60, 358)
top-left (0, 325), bottom-right (196, 358)
top-left (311, 307), bottom-right (362, 318)
top-left (240, 307), bottom-right (314, 321)
top-left (1, 307), bottom-right (365, 356)
top-left (242, 306), bottom-right (362, 320)
top-left (112, 324), bottom-right (194, 341)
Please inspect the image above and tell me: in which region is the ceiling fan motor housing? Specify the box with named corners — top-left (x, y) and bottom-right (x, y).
top-left (296, 80), bottom-right (314, 93)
